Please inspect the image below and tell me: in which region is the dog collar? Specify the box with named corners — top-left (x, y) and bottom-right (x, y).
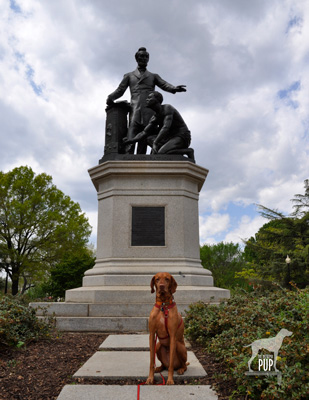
top-left (154, 299), bottom-right (176, 311)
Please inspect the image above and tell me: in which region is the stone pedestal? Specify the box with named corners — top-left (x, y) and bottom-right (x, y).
top-left (31, 159), bottom-right (230, 332)
top-left (81, 160), bottom-right (212, 287)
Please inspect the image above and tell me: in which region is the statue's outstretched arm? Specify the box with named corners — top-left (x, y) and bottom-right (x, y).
top-left (154, 74), bottom-right (186, 94)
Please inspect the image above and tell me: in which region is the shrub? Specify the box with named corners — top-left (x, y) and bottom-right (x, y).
top-left (185, 287), bottom-right (309, 399)
top-left (25, 284), bottom-right (55, 302)
top-left (0, 296), bottom-right (56, 347)
top-left (43, 251), bottom-right (95, 298)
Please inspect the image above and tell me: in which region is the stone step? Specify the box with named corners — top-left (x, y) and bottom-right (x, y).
top-left (73, 351), bottom-right (206, 381)
top-left (30, 286), bottom-right (228, 332)
top-left (65, 285), bottom-right (229, 303)
top-left (57, 385), bottom-right (218, 400)
top-left (98, 334), bottom-right (191, 351)
top-left (99, 334), bottom-right (151, 351)
top-left (30, 302), bottom-right (191, 317)
top-left (83, 273), bottom-right (214, 287)
top-left (54, 316), bottom-right (148, 332)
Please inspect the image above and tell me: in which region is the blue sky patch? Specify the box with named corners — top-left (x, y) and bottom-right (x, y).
top-left (26, 65), bottom-right (43, 96)
top-left (226, 202), bottom-right (258, 220)
top-left (199, 203), bottom-right (260, 245)
top-left (277, 80), bottom-right (300, 109)
top-left (10, 0), bottom-right (21, 14)
top-left (278, 80), bottom-right (300, 99)
top-left (286, 16), bottom-right (302, 32)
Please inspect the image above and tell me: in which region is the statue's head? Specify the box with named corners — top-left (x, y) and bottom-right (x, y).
top-left (152, 91), bottom-right (163, 104)
top-left (135, 47), bottom-right (149, 68)
top-left (146, 91), bottom-right (163, 108)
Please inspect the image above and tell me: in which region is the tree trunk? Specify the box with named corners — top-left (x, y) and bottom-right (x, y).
top-left (21, 275), bottom-right (28, 295)
top-left (11, 277), bottom-right (19, 295)
top-left (21, 275), bottom-right (34, 294)
top-left (11, 267), bottom-right (20, 295)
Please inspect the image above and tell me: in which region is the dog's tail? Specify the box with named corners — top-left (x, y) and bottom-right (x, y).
top-left (243, 344), bottom-right (251, 348)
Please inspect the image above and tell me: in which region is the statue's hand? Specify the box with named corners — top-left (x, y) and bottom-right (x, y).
top-left (152, 142), bottom-right (159, 154)
top-left (106, 96), bottom-right (115, 105)
top-left (175, 85), bottom-right (186, 92)
top-left (123, 137), bottom-right (133, 144)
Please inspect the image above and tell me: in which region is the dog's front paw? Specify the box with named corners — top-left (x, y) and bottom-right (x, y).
top-left (166, 379), bottom-right (175, 385)
top-left (145, 376), bottom-right (154, 385)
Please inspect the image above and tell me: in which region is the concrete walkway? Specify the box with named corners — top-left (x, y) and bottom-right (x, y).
top-left (57, 334), bottom-right (218, 400)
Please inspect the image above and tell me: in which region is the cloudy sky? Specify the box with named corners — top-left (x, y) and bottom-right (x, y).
top-left (1, 0), bottom-right (308, 247)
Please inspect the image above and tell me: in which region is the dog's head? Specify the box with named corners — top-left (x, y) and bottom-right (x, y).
top-left (279, 328), bottom-right (293, 337)
top-left (150, 272), bottom-right (177, 296)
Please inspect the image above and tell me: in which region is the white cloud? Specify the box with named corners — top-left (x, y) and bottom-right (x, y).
top-left (199, 213), bottom-right (230, 244)
top-left (224, 215), bottom-right (266, 245)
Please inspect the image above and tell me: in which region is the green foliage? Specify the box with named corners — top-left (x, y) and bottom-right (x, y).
top-left (24, 284), bottom-right (53, 302)
top-left (235, 268), bottom-right (259, 281)
top-left (42, 249), bottom-right (95, 298)
top-left (243, 181), bottom-right (309, 289)
top-left (200, 242), bottom-right (249, 289)
top-left (0, 166), bottom-right (92, 295)
top-left (291, 179), bottom-right (309, 217)
top-left (0, 295), bottom-right (56, 347)
top-left (238, 179), bottom-right (309, 288)
top-left (244, 215), bottom-right (309, 288)
top-left (185, 287), bottom-right (309, 399)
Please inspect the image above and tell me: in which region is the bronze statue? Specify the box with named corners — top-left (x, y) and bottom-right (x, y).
top-left (123, 91), bottom-right (194, 161)
top-left (106, 47), bottom-right (186, 154)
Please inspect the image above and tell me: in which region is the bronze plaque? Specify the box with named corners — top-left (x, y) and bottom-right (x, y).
top-left (131, 207), bottom-right (165, 246)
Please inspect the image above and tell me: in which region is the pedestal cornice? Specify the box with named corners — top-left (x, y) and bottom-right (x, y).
top-left (88, 160), bottom-right (209, 193)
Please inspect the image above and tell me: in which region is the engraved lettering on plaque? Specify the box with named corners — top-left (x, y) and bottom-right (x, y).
top-left (131, 207), bottom-right (165, 246)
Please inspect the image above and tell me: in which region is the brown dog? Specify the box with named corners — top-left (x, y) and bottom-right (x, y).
top-left (146, 272), bottom-right (188, 385)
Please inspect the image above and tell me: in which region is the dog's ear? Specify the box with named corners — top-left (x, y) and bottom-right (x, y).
top-left (170, 275), bottom-right (177, 294)
top-left (150, 275), bottom-right (156, 293)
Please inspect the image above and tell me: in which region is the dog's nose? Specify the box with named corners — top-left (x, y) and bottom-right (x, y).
top-left (159, 284), bottom-right (165, 290)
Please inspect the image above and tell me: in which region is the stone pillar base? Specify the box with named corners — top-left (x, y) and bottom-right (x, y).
top-left (65, 160), bottom-right (229, 308)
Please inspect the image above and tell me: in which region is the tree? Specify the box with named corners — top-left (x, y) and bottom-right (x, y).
top-left (291, 179), bottom-right (309, 217)
top-left (244, 180), bottom-right (309, 288)
top-left (0, 166), bottom-right (92, 295)
top-left (244, 218), bottom-right (309, 288)
top-left (200, 242), bottom-right (247, 289)
top-left (43, 248), bottom-right (95, 298)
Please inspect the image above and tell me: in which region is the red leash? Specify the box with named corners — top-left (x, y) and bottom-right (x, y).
top-left (137, 333), bottom-right (165, 400)
top-left (154, 301), bottom-right (183, 340)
